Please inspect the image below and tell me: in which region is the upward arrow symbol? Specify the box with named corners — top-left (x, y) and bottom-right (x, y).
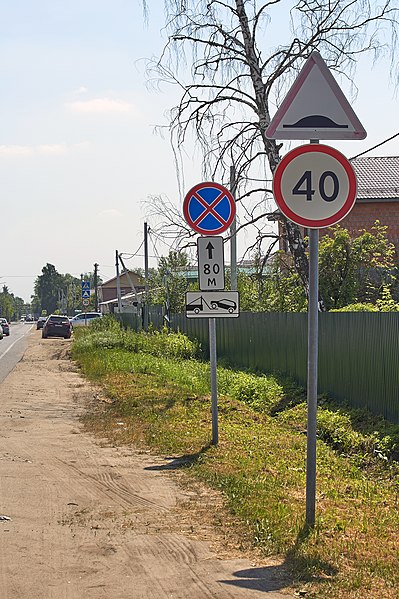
top-left (206, 242), bottom-right (214, 259)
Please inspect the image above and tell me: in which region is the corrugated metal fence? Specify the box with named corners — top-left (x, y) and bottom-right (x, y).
top-left (118, 311), bottom-right (399, 423)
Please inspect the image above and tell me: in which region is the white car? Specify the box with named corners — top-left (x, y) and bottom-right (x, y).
top-left (70, 312), bottom-right (102, 327)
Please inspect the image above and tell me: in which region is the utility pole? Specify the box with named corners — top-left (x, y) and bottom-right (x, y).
top-left (94, 263), bottom-right (99, 312)
top-left (230, 165), bottom-right (238, 291)
top-left (118, 254), bottom-right (139, 304)
top-left (115, 250), bottom-right (122, 313)
top-left (143, 222), bottom-right (149, 331)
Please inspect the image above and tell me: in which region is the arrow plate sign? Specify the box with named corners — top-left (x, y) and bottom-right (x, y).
top-left (197, 236), bottom-right (225, 291)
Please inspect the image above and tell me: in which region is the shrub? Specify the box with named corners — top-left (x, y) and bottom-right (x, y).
top-left (73, 318), bottom-right (200, 361)
top-left (330, 303), bottom-right (377, 312)
top-left (317, 409), bottom-right (365, 454)
top-left (228, 372), bottom-right (284, 412)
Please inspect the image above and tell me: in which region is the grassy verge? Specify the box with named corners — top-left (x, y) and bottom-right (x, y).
top-left (72, 317), bottom-right (399, 598)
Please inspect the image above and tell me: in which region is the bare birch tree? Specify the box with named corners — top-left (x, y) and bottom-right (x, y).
top-left (143, 0), bottom-right (398, 296)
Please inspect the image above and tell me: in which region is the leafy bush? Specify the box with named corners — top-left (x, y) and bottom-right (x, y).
top-left (73, 318), bottom-right (201, 361)
top-left (227, 371), bottom-right (284, 412)
top-left (330, 303), bottom-right (377, 312)
top-left (279, 400), bottom-right (399, 464)
top-left (317, 408), bottom-right (365, 454)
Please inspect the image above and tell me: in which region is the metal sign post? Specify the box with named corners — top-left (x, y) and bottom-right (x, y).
top-left (306, 141), bottom-right (319, 528)
top-left (266, 50), bottom-right (365, 529)
top-left (81, 281), bottom-right (91, 326)
top-left (183, 182), bottom-right (238, 446)
top-left (306, 224), bottom-right (319, 527)
top-left (272, 142), bottom-right (357, 528)
top-left (209, 318), bottom-right (218, 445)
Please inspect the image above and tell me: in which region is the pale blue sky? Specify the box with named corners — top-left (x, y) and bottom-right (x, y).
top-left (1, 1), bottom-right (398, 301)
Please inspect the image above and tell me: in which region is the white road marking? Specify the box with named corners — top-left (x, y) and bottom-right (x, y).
top-left (0, 325), bottom-right (33, 361)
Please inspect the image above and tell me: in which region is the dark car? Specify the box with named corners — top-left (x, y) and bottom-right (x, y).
top-left (42, 315), bottom-right (72, 339)
top-left (36, 316), bottom-right (47, 330)
top-left (0, 318), bottom-right (10, 335)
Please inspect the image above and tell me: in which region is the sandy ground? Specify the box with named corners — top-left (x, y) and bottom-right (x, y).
top-left (0, 331), bottom-right (292, 598)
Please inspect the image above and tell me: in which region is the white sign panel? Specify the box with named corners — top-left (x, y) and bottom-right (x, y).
top-left (186, 291), bottom-right (239, 318)
top-left (197, 236), bottom-right (225, 291)
top-left (266, 51), bottom-right (366, 140)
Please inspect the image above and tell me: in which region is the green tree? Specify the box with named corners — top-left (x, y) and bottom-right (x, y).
top-left (319, 222), bottom-right (396, 310)
top-left (144, 0), bottom-right (398, 300)
top-left (236, 221), bottom-right (396, 313)
top-left (149, 251), bottom-right (192, 313)
top-left (0, 286), bottom-right (15, 321)
top-left (34, 264), bottom-right (64, 315)
top-left (0, 286), bottom-right (25, 321)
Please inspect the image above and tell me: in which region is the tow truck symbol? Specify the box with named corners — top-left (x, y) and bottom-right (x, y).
top-left (186, 295), bottom-right (237, 314)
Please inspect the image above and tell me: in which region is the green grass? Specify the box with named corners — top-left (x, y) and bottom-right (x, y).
top-left (72, 318), bottom-right (399, 598)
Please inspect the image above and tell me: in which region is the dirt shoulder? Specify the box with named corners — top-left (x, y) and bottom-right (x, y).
top-left (0, 331), bottom-right (292, 598)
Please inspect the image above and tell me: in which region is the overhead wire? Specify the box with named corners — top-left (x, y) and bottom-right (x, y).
top-left (350, 131), bottom-right (399, 160)
top-left (119, 240), bottom-right (145, 260)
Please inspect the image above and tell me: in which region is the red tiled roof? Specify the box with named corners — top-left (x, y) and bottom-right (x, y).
top-left (351, 156), bottom-right (399, 200)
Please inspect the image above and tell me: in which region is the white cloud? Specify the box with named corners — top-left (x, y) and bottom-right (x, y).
top-left (0, 145), bottom-right (33, 156)
top-left (66, 97), bottom-right (135, 114)
top-left (74, 86), bottom-right (89, 95)
top-left (37, 144), bottom-right (67, 155)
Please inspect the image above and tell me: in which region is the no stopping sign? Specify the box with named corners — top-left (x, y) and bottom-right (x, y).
top-left (273, 144), bottom-right (357, 228)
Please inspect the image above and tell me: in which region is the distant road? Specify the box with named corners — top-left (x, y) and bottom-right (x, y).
top-left (0, 322), bottom-right (33, 383)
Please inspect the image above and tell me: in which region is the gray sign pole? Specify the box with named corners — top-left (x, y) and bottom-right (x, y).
top-left (209, 317), bottom-right (218, 445)
top-left (306, 226), bottom-right (319, 527)
top-left (306, 139), bottom-right (320, 528)
top-left (230, 165), bottom-right (238, 291)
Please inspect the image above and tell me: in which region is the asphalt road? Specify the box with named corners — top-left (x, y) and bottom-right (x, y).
top-left (0, 321), bottom-right (33, 383)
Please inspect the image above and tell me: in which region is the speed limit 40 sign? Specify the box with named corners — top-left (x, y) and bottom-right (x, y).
top-left (273, 144), bottom-right (357, 228)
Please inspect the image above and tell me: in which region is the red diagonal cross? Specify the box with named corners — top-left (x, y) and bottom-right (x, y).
top-left (192, 190), bottom-right (228, 228)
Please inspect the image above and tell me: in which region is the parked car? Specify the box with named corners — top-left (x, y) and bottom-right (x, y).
top-left (70, 312), bottom-right (102, 327)
top-left (0, 318), bottom-right (10, 335)
top-left (36, 316), bottom-right (47, 330)
top-left (42, 315), bottom-right (72, 339)
top-left (210, 298), bottom-right (237, 313)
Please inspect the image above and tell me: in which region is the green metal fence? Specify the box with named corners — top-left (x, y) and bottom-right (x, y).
top-left (170, 312), bottom-right (399, 424)
top-left (116, 310), bottom-right (399, 423)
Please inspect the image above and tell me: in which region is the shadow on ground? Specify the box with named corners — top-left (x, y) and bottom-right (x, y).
top-left (220, 565), bottom-right (291, 593)
top-left (144, 443), bottom-right (212, 471)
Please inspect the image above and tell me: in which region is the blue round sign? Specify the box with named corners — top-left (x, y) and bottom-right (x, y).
top-left (183, 182), bottom-right (236, 235)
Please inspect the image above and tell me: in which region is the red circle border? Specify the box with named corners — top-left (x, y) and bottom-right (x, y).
top-left (273, 144), bottom-right (357, 229)
top-left (183, 181), bottom-right (236, 235)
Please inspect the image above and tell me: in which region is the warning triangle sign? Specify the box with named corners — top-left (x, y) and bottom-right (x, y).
top-left (266, 51), bottom-right (366, 140)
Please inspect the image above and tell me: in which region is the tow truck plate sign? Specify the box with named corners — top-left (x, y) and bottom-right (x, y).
top-left (185, 291), bottom-right (239, 318)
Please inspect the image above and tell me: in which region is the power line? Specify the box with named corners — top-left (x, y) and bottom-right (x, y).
top-left (350, 131), bottom-right (399, 160)
top-left (119, 240), bottom-right (145, 260)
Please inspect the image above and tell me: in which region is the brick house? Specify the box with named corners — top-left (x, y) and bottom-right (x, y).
top-left (276, 156), bottom-right (399, 255)
top-left (339, 156), bottom-right (399, 253)
top-left (99, 270), bottom-right (144, 304)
